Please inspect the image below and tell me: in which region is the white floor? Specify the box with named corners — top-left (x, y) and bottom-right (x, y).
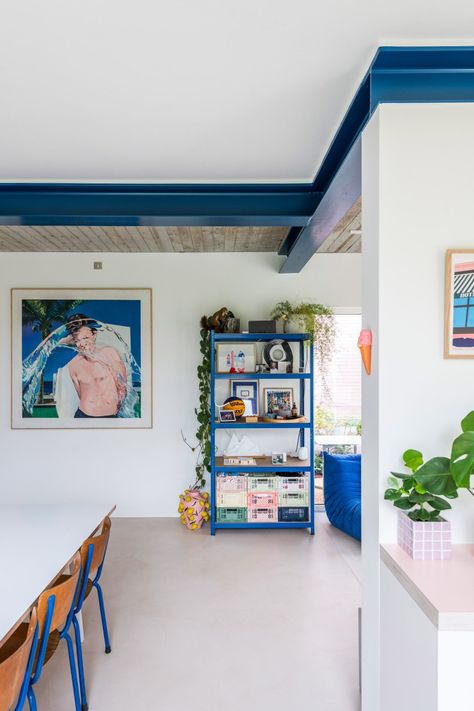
top-left (35, 514), bottom-right (361, 711)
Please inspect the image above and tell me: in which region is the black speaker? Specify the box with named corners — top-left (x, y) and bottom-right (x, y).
top-left (248, 320), bottom-right (277, 333)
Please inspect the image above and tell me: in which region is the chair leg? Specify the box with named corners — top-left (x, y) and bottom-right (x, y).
top-left (73, 615), bottom-right (89, 711)
top-left (64, 632), bottom-right (82, 711)
top-left (27, 687), bottom-right (36, 711)
top-left (95, 583), bottom-right (111, 653)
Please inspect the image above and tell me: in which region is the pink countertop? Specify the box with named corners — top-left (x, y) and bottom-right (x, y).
top-left (381, 544), bottom-right (474, 631)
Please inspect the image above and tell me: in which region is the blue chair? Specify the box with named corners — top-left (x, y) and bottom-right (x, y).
top-left (2, 554), bottom-right (82, 710)
top-left (0, 607), bottom-right (38, 711)
top-left (72, 517), bottom-right (112, 711)
top-left (323, 452), bottom-right (361, 541)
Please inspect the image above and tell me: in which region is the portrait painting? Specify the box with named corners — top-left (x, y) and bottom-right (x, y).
top-left (11, 288), bottom-right (152, 428)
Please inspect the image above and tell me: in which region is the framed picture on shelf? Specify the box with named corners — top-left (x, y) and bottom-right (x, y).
top-left (444, 250), bottom-right (474, 358)
top-left (218, 409), bottom-right (236, 423)
top-left (216, 343), bottom-right (256, 373)
top-left (263, 387), bottom-right (294, 415)
top-left (230, 380), bottom-right (259, 416)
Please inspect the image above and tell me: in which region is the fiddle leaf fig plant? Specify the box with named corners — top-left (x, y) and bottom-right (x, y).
top-left (385, 449), bottom-right (457, 522)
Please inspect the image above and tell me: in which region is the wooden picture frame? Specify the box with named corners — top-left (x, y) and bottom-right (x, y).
top-left (216, 343), bottom-right (256, 373)
top-left (444, 250), bottom-right (474, 358)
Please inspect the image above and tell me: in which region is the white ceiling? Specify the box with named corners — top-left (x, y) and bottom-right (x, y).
top-left (1, 1), bottom-right (474, 183)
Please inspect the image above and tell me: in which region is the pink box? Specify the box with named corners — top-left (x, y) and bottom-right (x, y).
top-left (397, 511), bottom-right (451, 560)
top-left (216, 474), bottom-right (247, 493)
top-left (248, 506), bottom-right (278, 522)
top-left (248, 492), bottom-right (278, 508)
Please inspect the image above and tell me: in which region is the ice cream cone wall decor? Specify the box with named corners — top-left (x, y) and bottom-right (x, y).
top-left (358, 329), bottom-right (372, 375)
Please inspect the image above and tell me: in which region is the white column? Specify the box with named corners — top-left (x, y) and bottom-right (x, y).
top-left (361, 103), bottom-right (474, 710)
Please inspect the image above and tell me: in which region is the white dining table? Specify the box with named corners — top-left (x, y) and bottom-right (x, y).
top-left (0, 504), bottom-right (115, 644)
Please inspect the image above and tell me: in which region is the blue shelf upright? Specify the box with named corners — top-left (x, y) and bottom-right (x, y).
top-left (209, 332), bottom-right (315, 536)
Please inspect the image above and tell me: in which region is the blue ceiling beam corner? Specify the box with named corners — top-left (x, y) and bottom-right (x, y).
top-left (281, 45), bottom-right (474, 273)
top-left (0, 183), bottom-right (322, 228)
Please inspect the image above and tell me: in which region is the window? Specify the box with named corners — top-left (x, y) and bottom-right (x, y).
top-left (314, 313), bottom-right (362, 505)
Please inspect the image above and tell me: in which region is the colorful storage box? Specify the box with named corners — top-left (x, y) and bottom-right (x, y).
top-left (216, 507), bottom-right (248, 524)
top-left (216, 491), bottom-right (247, 508)
top-left (279, 491), bottom-right (309, 506)
top-left (216, 474), bottom-right (247, 493)
top-left (278, 507), bottom-right (309, 522)
top-left (247, 491), bottom-right (279, 509)
top-left (247, 475), bottom-right (277, 492)
top-left (276, 475), bottom-right (309, 493)
top-left (247, 507), bottom-right (278, 523)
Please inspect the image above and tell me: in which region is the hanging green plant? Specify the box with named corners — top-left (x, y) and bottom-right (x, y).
top-left (182, 328), bottom-right (211, 489)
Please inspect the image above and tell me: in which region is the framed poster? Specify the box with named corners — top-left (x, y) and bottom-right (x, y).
top-left (263, 387), bottom-right (294, 415)
top-left (12, 288), bottom-right (152, 428)
top-left (445, 250), bottom-right (474, 358)
top-left (230, 379), bottom-right (259, 416)
top-left (216, 343), bottom-right (256, 373)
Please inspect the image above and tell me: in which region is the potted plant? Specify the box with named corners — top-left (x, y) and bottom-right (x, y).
top-left (384, 411), bottom-right (474, 559)
top-left (271, 301), bottom-right (335, 391)
top-left (179, 327), bottom-right (212, 530)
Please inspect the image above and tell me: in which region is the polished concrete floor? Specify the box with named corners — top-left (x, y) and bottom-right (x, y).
top-left (35, 515), bottom-right (361, 711)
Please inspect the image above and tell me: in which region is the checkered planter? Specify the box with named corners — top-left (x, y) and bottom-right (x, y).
top-left (397, 511), bottom-right (451, 560)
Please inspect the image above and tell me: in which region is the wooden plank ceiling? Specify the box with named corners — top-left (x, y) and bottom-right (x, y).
top-left (0, 203), bottom-right (361, 253)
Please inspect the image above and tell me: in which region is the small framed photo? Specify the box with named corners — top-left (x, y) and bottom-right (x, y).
top-left (230, 379), bottom-right (259, 416)
top-left (216, 343), bottom-right (256, 373)
top-left (218, 409), bottom-right (236, 423)
top-left (271, 452), bottom-right (287, 465)
top-left (264, 387), bottom-right (294, 414)
top-left (445, 250), bottom-right (474, 358)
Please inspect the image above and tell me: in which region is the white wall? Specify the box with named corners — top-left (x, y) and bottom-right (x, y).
top-left (362, 103), bottom-right (474, 711)
top-left (0, 251), bottom-right (361, 516)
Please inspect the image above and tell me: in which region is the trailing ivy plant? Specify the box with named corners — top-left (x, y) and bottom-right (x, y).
top-left (182, 328), bottom-right (211, 489)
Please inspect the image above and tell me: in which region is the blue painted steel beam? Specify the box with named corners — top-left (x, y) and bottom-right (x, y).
top-left (0, 183), bottom-right (321, 227)
top-left (281, 45), bottom-right (474, 272)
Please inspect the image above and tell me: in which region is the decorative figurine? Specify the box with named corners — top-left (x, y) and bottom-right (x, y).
top-left (291, 401), bottom-right (298, 418)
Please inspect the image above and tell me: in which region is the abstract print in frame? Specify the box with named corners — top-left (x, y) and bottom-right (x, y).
top-left (445, 250), bottom-right (474, 358)
top-left (12, 288), bottom-right (152, 428)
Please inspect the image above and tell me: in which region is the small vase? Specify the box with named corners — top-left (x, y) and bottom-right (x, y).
top-left (397, 511), bottom-right (451, 560)
top-left (178, 488), bottom-right (210, 530)
top-left (284, 317), bottom-right (305, 334)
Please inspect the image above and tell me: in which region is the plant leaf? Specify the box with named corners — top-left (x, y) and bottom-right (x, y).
top-left (450, 431), bottom-right (474, 488)
top-left (408, 491), bottom-right (433, 504)
top-left (429, 496), bottom-right (452, 511)
top-left (387, 476), bottom-right (399, 488)
top-left (461, 411), bottom-right (474, 433)
top-left (384, 488), bottom-right (401, 501)
top-left (413, 457), bottom-right (457, 497)
top-left (403, 449), bottom-right (424, 473)
top-left (393, 497), bottom-right (413, 510)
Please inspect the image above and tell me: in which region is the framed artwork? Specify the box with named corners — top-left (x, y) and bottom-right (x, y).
top-left (445, 250), bottom-right (474, 358)
top-left (230, 379), bottom-right (259, 416)
top-left (216, 343), bottom-right (256, 373)
top-left (11, 288), bottom-right (152, 428)
top-left (263, 387), bottom-right (294, 414)
top-left (218, 409), bottom-right (236, 423)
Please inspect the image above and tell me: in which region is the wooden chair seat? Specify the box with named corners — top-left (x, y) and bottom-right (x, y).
top-left (56, 574), bottom-right (94, 600)
top-left (1, 624), bottom-right (61, 668)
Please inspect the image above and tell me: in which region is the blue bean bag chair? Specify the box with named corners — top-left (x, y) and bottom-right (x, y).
top-left (323, 452), bottom-right (361, 541)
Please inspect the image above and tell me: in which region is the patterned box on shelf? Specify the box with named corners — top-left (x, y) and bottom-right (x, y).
top-left (247, 491), bottom-right (279, 509)
top-left (216, 507), bottom-right (248, 524)
top-left (278, 507), bottom-right (309, 522)
top-left (397, 511), bottom-right (452, 560)
top-left (216, 474), bottom-right (247, 493)
top-left (276, 475), bottom-right (309, 493)
top-left (247, 475), bottom-right (277, 492)
top-left (216, 491), bottom-right (248, 508)
top-left (278, 491), bottom-right (309, 507)
top-left (248, 507), bottom-right (278, 523)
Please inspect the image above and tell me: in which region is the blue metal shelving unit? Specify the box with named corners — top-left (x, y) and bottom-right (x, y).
top-left (210, 332), bottom-right (315, 535)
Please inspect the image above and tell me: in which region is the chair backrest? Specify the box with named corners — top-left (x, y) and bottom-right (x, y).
top-left (79, 516), bottom-right (111, 581)
top-left (37, 554), bottom-right (81, 634)
top-left (0, 608), bottom-right (37, 711)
